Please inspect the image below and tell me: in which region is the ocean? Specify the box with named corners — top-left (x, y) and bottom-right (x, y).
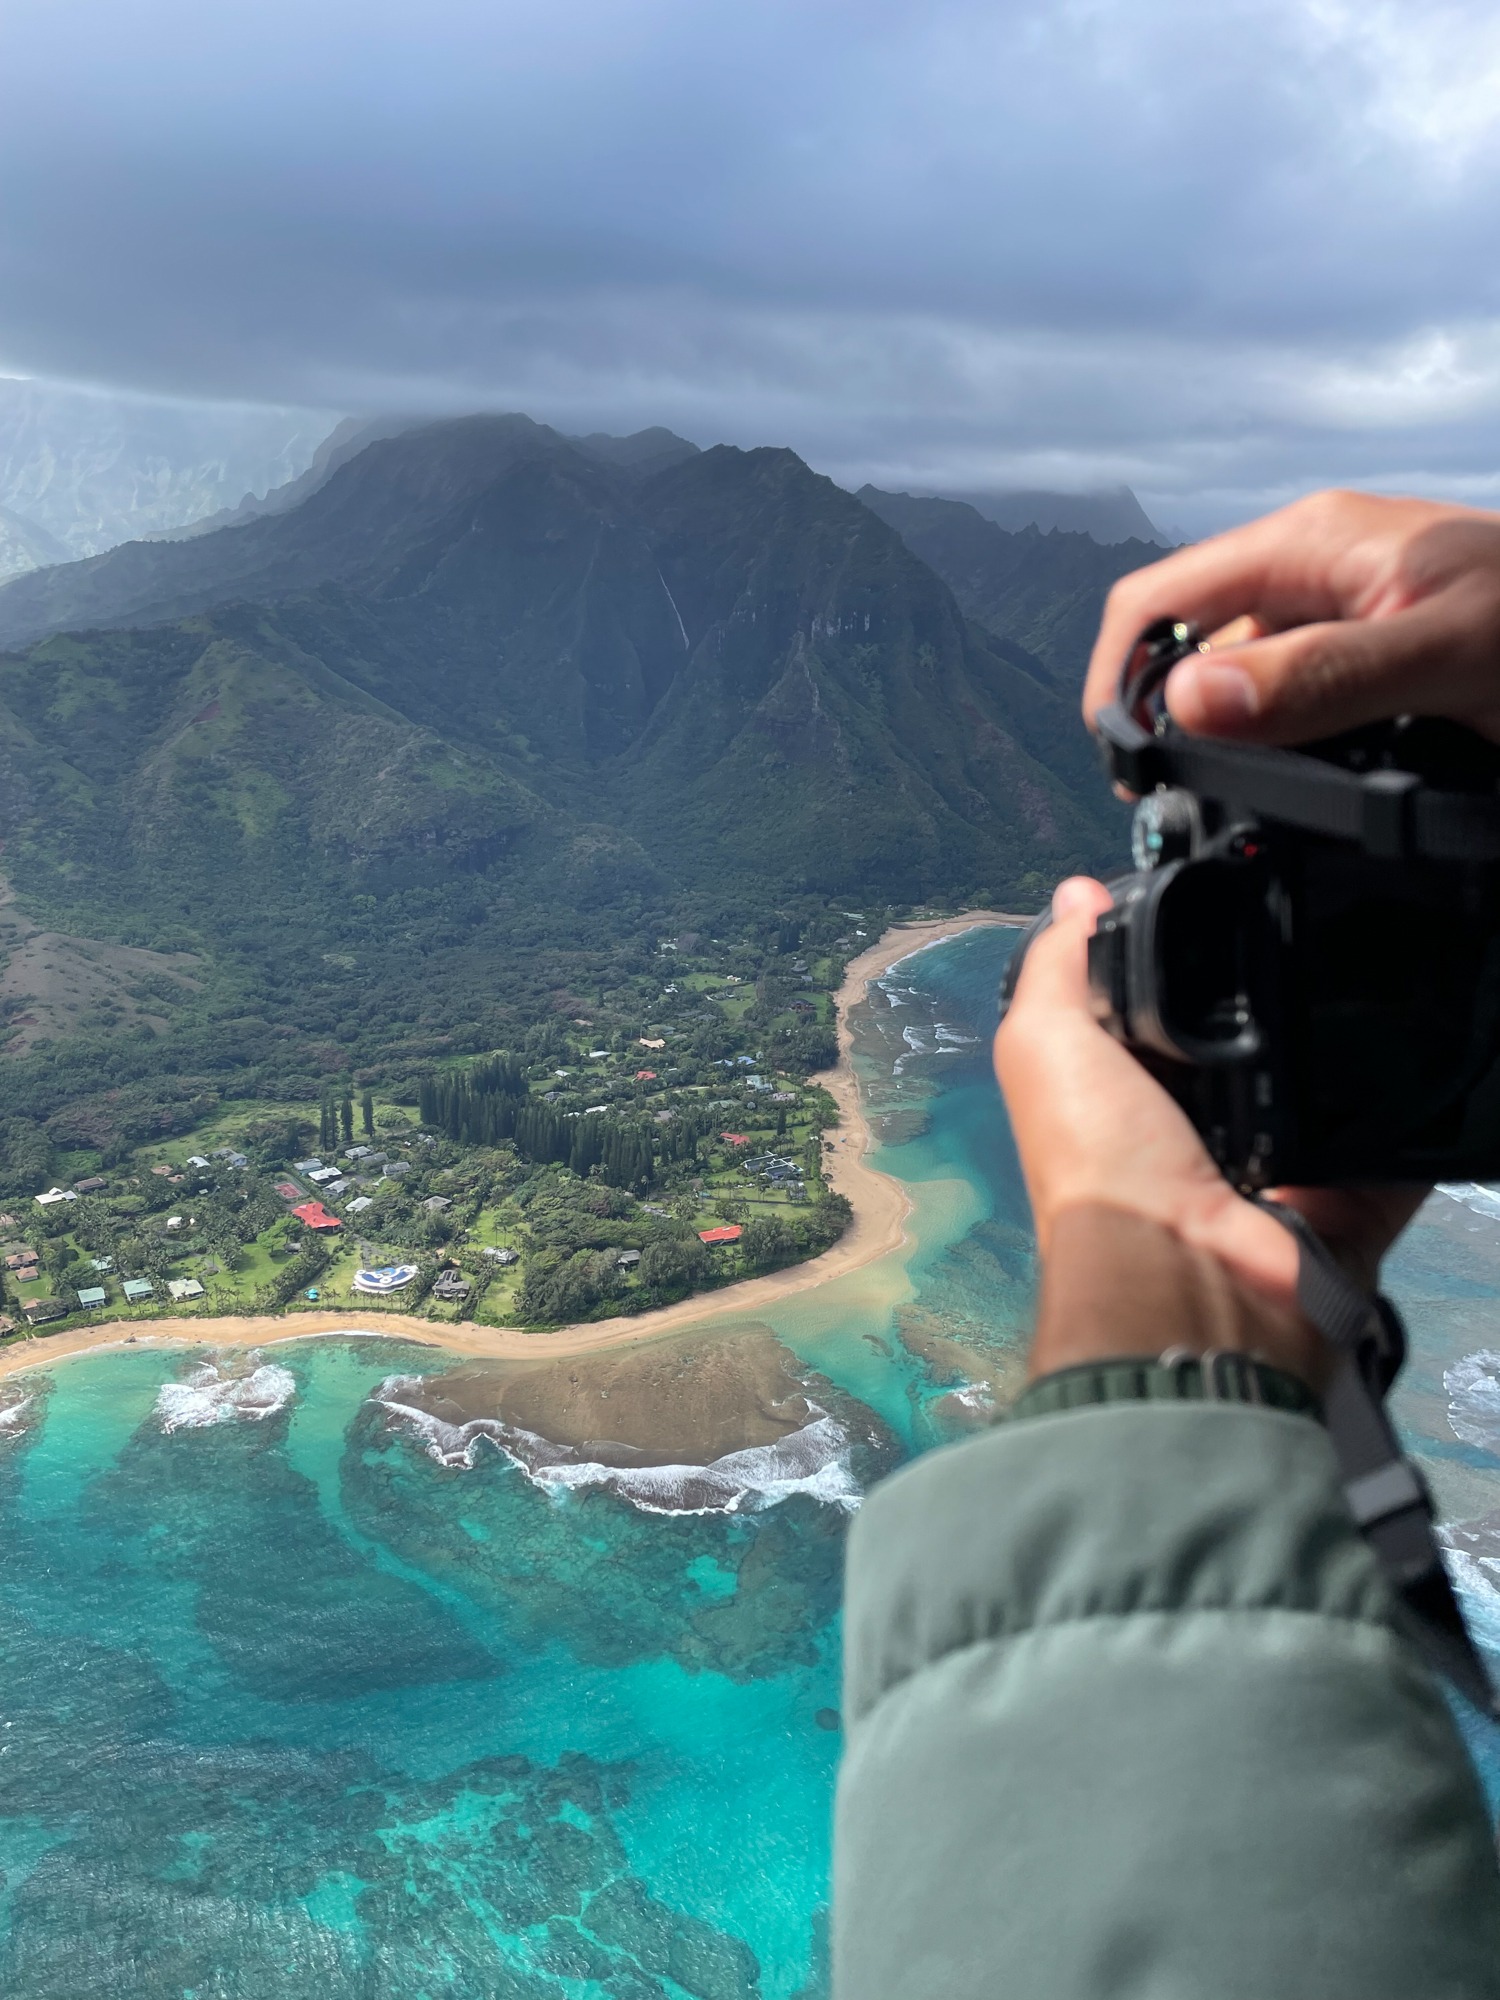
top-left (3, 923), bottom-right (1500, 1997)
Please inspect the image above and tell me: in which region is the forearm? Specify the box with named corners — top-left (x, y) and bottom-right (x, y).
top-left (833, 1214), bottom-right (1500, 2000)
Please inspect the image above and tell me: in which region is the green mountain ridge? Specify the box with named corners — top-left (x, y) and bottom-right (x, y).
top-left (0, 415), bottom-right (1132, 1157)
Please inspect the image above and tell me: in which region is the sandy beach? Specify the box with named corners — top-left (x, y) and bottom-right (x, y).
top-left (0, 910), bottom-right (1025, 1385)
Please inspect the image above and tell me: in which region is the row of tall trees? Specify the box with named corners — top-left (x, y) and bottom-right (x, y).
top-left (318, 1089), bottom-right (377, 1151)
top-left (419, 1058), bottom-right (659, 1189)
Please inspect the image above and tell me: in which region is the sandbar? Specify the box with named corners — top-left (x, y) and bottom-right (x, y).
top-left (0, 911), bottom-right (1024, 1385)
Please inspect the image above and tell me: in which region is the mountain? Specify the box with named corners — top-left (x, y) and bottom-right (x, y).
top-left (938, 484), bottom-right (1165, 544)
top-left (856, 486), bottom-right (1168, 683)
top-left (0, 377), bottom-right (332, 565)
top-left (0, 504), bottom-right (68, 586)
top-left (0, 415), bottom-right (1123, 1149)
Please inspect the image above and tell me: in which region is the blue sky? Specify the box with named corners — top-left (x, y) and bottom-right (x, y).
top-left (4, 0), bottom-right (1500, 531)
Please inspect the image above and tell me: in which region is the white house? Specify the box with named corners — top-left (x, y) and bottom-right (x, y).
top-left (34, 1187), bottom-right (78, 1206)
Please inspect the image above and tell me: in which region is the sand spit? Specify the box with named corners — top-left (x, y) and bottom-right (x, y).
top-left (0, 911), bottom-right (1024, 1386)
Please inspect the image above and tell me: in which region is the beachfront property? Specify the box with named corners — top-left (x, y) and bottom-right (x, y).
top-left (353, 1264), bottom-right (419, 1295)
top-left (21, 1298), bottom-right (65, 1324)
top-left (75, 1287), bottom-right (108, 1310)
top-left (122, 1279), bottom-right (155, 1302)
top-left (167, 1278), bottom-right (205, 1301)
top-left (432, 1271), bottom-right (470, 1301)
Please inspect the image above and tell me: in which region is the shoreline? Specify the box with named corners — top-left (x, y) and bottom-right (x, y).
top-left (0, 911), bottom-right (1025, 1386)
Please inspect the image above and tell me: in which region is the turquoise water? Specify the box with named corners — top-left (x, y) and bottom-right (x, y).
top-left (5, 924), bottom-right (1500, 1996)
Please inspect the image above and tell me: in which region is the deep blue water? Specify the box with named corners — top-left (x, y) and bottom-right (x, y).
top-left (4, 924), bottom-right (1500, 1996)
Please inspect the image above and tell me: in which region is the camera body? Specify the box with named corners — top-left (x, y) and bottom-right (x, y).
top-left (1004, 620), bottom-right (1500, 1188)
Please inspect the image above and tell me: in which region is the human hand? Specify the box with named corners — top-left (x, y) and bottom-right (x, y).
top-left (1083, 491), bottom-right (1500, 747)
top-left (994, 877), bottom-right (1425, 1383)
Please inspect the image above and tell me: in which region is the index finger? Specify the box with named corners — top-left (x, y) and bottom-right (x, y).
top-left (1081, 505), bottom-right (1351, 726)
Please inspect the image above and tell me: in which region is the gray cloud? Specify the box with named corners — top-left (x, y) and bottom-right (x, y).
top-left (4, 0), bottom-right (1500, 530)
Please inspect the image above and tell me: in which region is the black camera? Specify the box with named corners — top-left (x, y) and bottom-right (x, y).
top-left (1002, 617), bottom-right (1500, 1188)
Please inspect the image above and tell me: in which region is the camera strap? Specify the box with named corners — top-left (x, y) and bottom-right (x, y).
top-left (1257, 1197), bottom-right (1497, 1714)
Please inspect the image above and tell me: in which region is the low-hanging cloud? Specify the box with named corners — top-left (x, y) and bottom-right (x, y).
top-left (4, 0), bottom-right (1500, 530)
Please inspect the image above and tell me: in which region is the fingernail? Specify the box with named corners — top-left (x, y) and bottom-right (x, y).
top-left (1168, 659), bottom-right (1258, 727)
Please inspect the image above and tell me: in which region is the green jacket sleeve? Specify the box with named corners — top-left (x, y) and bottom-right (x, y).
top-left (834, 1401), bottom-right (1500, 1999)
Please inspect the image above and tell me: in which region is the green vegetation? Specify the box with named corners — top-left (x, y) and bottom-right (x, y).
top-left (0, 416), bottom-right (1122, 1312)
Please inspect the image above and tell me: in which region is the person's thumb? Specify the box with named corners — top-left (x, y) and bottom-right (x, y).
top-left (1005, 876), bottom-right (1115, 1025)
top-left (1162, 601), bottom-right (1489, 745)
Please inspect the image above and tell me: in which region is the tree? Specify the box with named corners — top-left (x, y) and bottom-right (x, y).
top-left (341, 1093), bottom-right (354, 1144)
top-left (742, 1216), bottom-right (796, 1272)
top-left (361, 1090), bottom-right (375, 1138)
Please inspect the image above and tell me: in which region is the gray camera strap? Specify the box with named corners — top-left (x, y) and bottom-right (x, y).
top-left (1257, 1197), bottom-right (1497, 1714)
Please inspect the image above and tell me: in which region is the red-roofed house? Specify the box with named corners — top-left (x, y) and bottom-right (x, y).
top-left (698, 1225), bottom-right (743, 1245)
top-left (291, 1200), bottom-right (342, 1231)
top-left (720, 1132), bottom-right (749, 1146)
top-left (634, 1069), bottom-right (657, 1081)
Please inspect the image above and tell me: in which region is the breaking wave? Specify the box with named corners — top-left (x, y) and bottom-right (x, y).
top-left (370, 1374), bottom-right (862, 1516)
top-left (156, 1360), bottom-right (297, 1434)
top-left (0, 1394), bottom-right (34, 1442)
top-left (1438, 1182), bottom-right (1500, 1223)
top-left (1445, 1350), bottom-right (1500, 1456)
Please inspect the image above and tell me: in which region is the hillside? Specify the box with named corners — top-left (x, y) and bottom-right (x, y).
top-left (0, 416), bottom-right (1124, 1180)
top-left (856, 486), bottom-right (1168, 682)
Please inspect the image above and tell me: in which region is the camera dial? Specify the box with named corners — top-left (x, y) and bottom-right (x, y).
top-left (1131, 788), bottom-right (1200, 871)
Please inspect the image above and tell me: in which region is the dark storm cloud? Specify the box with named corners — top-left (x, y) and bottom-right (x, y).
top-left (4, 0), bottom-right (1500, 528)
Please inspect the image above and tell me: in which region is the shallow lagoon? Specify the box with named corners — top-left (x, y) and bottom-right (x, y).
top-left (3, 924), bottom-right (1500, 1996)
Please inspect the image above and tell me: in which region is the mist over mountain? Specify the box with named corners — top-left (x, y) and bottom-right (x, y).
top-left (0, 378), bottom-right (332, 563)
top-left (938, 484), bottom-right (1165, 544)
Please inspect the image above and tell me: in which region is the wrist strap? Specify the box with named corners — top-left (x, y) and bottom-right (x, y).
top-left (1013, 1352), bottom-right (1320, 1425)
top-left (1256, 1199), bottom-right (1496, 1716)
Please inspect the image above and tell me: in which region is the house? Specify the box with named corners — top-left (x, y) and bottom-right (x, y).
top-left (307, 1166), bottom-right (341, 1184)
top-left (5, 1252), bottom-right (38, 1273)
top-left (638, 1038), bottom-right (666, 1050)
top-left (293, 1158), bottom-right (323, 1174)
top-left (352, 1264), bottom-right (418, 1295)
top-left (34, 1187), bottom-right (78, 1206)
top-left (588, 1049), bottom-right (610, 1059)
top-left (0, 1213), bottom-right (16, 1230)
top-left (771, 1090), bottom-right (799, 1103)
top-left (482, 1246), bottom-right (518, 1265)
top-left (226, 1152), bottom-right (248, 1168)
top-left (698, 1225), bottom-right (743, 1245)
top-left (75, 1287), bottom-right (108, 1310)
top-left (122, 1278), bottom-right (155, 1303)
top-left (73, 1175), bottom-right (108, 1193)
top-left (150, 1164), bottom-right (174, 1178)
top-left (344, 1145), bottom-right (372, 1160)
top-left (90, 1256), bottom-right (115, 1273)
top-left (291, 1200), bottom-right (342, 1231)
top-left (185, 1155), bottom-right (210, 1169)
top-left (720, 1133), bottom-right (749, 1146)
top-left (346, 1196), bottom-right (373, 1214)
top-left (165, 1215), bottom-right (188, 1231)
top-left (21, 1298), bottom-right (65, 1324)
top-left (384, 1160), bottom-right (411, 1177)
top-left (167, 1278), bottom-right (205, 1301)
top-left (432, 1272), bottom-right (470, 1301)
top-left (634, 1069), bottom-right (657, 1081)
top-left (422, 1195), bottom-right (453, 1213)
top-left (616, 1249), bottom-right (642, 1270)
top-left (583, 1105), bottom-right (607, 1115)
top-left (322, 1177), bottom-right (351, 1196)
